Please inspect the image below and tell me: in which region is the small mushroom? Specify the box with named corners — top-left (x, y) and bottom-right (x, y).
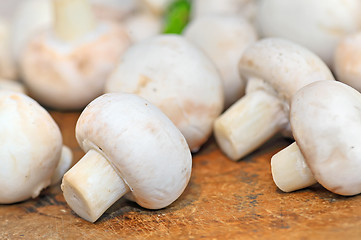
top-left (183, 15), bottom-right (257, 107)
top-left (214, 38), bottom-right (335, 161)
top-left (0, 91), bottom-right (71, 204)
top-left (271, 80), bottom-right (361, 196)
top-left (334, 32), bottom-right (361, 92)
top-left (256, 0), bottom-right (361, 66)
top-left (20, 0), bottom-right (130, 110)
top-left (105, 34), bottom-right (224, 152)
top-left (61, 93), bottom-right (192, 222)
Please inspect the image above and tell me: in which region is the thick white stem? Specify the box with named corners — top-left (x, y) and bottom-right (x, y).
top-left (61, 149), bottom-right (130, 222)
top-left (53, 0), bottom-right (96, 42)
top-left (214, 90), bottom-right (287, 161)
top-left (271, 142), bottom-right (317, 192)
top-left (50, 145), bottom-right (73, 185)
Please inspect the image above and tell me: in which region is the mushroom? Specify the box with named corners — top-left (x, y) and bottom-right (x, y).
top-left (334, 32), bottom-right (361, 92)
top-left (256, 0), bottom-right (361, 67)
top-left (61, 92), bottom-right (192, 222)
top-left (0, 91), bottom-right (71, 204)
top-left (11, 0), bottom-right (133, 67)
top-left (271, 80), bottom-right (361, 196)
top-left (213, 38), bottom-right (335, 161)
top-left (19, 0), bottom-right (130, 110)
top-left (183, 15), bottom-right (257, 108)
top-left (105, 34), bottom-right (224, 152)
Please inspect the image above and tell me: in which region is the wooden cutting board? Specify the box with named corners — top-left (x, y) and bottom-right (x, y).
top-left (1, 111), bottom-right (361, 239)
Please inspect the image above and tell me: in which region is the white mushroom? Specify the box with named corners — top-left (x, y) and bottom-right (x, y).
top-left (256, 0), bottom-right (361, 66)
top-left (20, 0), bottom-right (130, 110)
top-left (271, 80), bottom-right (361, 196)
top-left (105, 34), bottom-right (224, 152)
top-left (11, 0), bottom-right (134, 66)
top-left (334, 32), bottom-right (361, 92)
top-left (0, 91), bottom-right (71, 204)
top-left (61, 93), bottom-right (192, 222)
top-left (184, 15), bottom-right (257, 107)
top-left (214, 38), bottom-right (335, 161)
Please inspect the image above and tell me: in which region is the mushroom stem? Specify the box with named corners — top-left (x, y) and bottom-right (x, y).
top-left (53, 0), bottom-right (96, 42)
top-left (271, 142), bottom-right (317, 192)
top-left (61, 149), bottom-right (130, 222)
top-left (214, 90), bottom-right (287, 161)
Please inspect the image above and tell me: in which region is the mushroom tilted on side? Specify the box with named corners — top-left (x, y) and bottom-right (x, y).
top-left (184, 15), bottom-right (257, 108)
top-left (105, 34), bottom-right (224, 152)
top-left (61, 93), bottom-right (192, 223)
top-left (334, 32), bottom-right (361, 92)
top-left (0, 91), bottom-right (72, 204)
top-left (214, 38), bottom-right (335, 161)
top-left (256, 0), bottom-right (361, 67)
top-left (20, 0), bottom-right (130, 110)
top-left (271, 81), bottom-right (361, 196)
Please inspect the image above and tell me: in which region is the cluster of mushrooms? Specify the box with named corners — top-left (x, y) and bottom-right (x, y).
top-left (1, 0), bottom-right (361, 223)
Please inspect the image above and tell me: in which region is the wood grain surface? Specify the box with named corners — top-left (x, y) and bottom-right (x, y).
top-left (1, 111), bottom-right (361, 240)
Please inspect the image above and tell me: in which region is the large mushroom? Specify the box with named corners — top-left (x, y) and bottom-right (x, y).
top-left (61, 93), bottom-right (192, 222)
top-left (271, 80), bottom-right (361, 196)
top-left (256, 0), bottom-right (361, 67)
top-left (19, 0), bottom-right (130, 110)
top-left (214, 38), bottom-right (335, 161)
top-left (0, 91), bottom-right (71, 204)
top-left (105, 34), bottom-right (224, 152)
top-left (183, 15), bottom-right (257, 108)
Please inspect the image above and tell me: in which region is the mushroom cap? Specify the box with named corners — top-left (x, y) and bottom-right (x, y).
top-left (184, 15), bottom-right (257, 107)
top-left (76, 93), bottom-right (192, 209)
top-left (240, 38), bottom-right (335, 104)
top-left (0, 91), bottom-right (62, 203)
top-left (334, 33), bottom-right (361, 92)
top-left (291, 80), bottom-right (361, 196)
top-left (20, 22), bottom-right (130, 110)
top-left (105, 34), bottom-right (224, 151)
top-left (256, 0), bottom-right (361, 66)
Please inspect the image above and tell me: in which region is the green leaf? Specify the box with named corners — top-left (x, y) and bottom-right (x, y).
top-left (163, 0), bottom-right (191, 34)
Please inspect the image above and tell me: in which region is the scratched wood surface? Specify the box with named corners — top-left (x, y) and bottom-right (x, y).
top-left (1, 111), bottom-right (361, 240)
